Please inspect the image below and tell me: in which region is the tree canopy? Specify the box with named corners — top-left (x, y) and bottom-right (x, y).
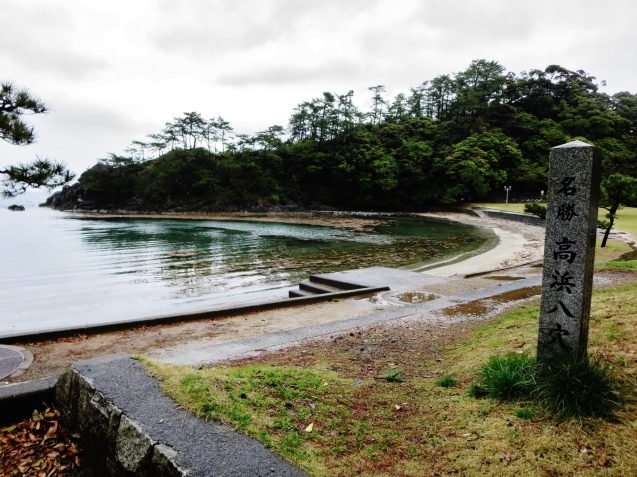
top-left (0, 81), bottom-right (75, 198)
top-left (73, 61), bottom-right (637, 210)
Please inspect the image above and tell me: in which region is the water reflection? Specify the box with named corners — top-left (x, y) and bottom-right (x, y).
top-left (77, 217), bottom-right (487, 297)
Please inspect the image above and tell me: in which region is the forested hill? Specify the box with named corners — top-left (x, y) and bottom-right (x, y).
top-left (49, 60), bottom-right (637, 212)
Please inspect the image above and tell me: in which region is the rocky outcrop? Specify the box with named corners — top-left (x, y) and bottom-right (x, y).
top-left (7, 204), bottom-right (25, 211)
top-left (44, 182), bottom-right (324, 214)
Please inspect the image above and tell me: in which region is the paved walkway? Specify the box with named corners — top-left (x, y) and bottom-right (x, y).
top-left (154, 274), bottom-right (542, 366)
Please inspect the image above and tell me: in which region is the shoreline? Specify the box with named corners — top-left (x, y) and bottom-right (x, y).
top-left (63, 208), bottom-right (545, 276)
top-left (414, 212), bottom-right (545, 276)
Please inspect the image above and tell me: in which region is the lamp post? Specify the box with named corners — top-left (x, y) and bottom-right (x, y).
top-left (504, 186), bottom-right (511, 205)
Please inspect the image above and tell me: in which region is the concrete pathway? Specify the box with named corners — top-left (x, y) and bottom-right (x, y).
top-left (154, 275), bottom-right (542, 366)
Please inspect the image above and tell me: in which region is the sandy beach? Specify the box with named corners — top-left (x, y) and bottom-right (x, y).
top-left (416, 211), bottom-right (545, 276)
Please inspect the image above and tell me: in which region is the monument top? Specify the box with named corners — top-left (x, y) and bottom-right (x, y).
top-left (553, 140), bottom-right (594, 149)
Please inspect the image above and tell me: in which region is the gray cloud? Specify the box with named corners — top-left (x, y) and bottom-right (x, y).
top-left (215, 59), bottom-right (367, 87)
top-left (148, 0), bottom-right (381, 57)
top-left (0, 1), bottom-right (109, 80)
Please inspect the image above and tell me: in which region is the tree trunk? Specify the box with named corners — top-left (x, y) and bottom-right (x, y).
top-left (601, 204), bottom-right (619, 248)
top-left (601, 217), bottom-right (614, 248)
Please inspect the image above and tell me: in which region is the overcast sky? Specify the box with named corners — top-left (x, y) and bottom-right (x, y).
top-left (2, 0), bottom-right (635, 175)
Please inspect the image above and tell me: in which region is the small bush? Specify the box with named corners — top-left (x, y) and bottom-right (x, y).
top-left (597, 219), bottom-right (611, 230)
top-left (476, 352), bottom-right (536, 400)
top-left (533, 351), bottom-right (619, 421)
top-left (435, 375), bottom-right (458, 388)
top-left (524, 202), bottom-right (547, 219)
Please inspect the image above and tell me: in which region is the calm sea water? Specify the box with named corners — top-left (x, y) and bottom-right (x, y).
top-left (0, 190), bottom-right (492, 337)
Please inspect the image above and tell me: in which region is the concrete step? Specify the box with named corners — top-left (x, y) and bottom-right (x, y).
top-left (308, 275), bottom-right (367, 290)
top-left (288, 289), bottom-right (316, 298)
top-left (299, 281), bottom-right (343, 294)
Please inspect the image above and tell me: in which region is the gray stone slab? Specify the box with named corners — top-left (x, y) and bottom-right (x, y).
top-left (0, 346), bottom-right (23, 380)
top-left (74, 355), bottom-right (307, 477)
top-left (538, 141), bottom-right (601, 360)
top-left (157, 275), bottom-right (542, 366)
top-left (316, 266), bottom-right (446, 290)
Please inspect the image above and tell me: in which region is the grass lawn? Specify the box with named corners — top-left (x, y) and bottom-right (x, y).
top-left (144, 276), bottom-right (637, 476)
top-left (475, 203), bottom-right (637, 236)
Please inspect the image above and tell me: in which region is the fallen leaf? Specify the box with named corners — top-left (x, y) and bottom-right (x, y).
top-left (305, 422), bottom-right (314, 432)
top-left (503, 452), bottom-right (511, 463)
top-left (599, 454), bottom-right (609, 466)
top-left (394, 405), bottom-right (402, 410)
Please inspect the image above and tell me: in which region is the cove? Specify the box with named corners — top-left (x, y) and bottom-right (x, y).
top-left (0, 197), bottom-right (493, 337)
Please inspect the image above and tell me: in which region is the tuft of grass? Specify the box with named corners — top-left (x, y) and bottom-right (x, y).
top-left (379, 367), bottom-right (405, 383)
top-left (533, 351), bottom-right (619, 421)
top-left (475, 352), bottom-right (536, 400)
top-left (514, 407), bottom-right (535, 420)
top-left (435, 375), bottom-right (457, 388)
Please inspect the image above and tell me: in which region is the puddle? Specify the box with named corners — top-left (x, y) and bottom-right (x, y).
top-left (395, 292), bottom-right (438, 303)
top-left (489, 286), bottom-right (542, 302)
top-left (441, 286), bottom-right (542, 317)
top-left (442, 301), bottom-right (491, 316)
top-left (483, 276), bottom-right (527, 281)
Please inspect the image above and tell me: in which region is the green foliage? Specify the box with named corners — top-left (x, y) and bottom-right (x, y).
top-left (1, 157), bottom-right (75, 198)
top-left (1, 81), bottom-right (75, 197)
top-left (524, 202), bottom-right (547, 219)
top-left (597, 219), bottom-right (611, 230)
top-left (474, 352), bottom-right (536, 400)
top-left (379, 367), bottom-right (406, 383)
top-left (77, 61), bottom-right (637, 210)
top-left (0, 81), bottom-right (47, 146)
top-left (533, 351), bottom-right (618, 421)
top-left (472, 351), bottom-right (620, 421)
top-left (435, 375), bottom-right (458, 388)
top-left (514, 408), bottom-right (536, 420)
top-left (600, 173), bottom-right (637, 247)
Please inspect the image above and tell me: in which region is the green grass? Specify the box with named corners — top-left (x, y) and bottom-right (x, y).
top-left (514, 407), bottom-right (535, 420)
top-left (145, 281), bottom-right (637, 476)
top-left (379, 367), bottom-right (406, 383)
top-left (476, 203), bottom-right (637, 234)
top-left (473, 352), bottom-right (536, 400)
top-left (434, 375), bottom-right (457, 388)
top-left (533, 351), bottom-right (619, 422)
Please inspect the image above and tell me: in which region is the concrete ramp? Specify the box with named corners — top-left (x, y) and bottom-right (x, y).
top-left (309, 266), bottom-right (445, 291)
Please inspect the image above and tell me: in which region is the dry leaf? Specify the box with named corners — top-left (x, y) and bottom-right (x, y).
top-left (503, 452), bottom-right (511, 463)
top-left (394, 405), bottom-right (402, 410)
top-left (599, 454), bottom-right (609, 467)
top-left (305, 422), bottom-right (314, 432)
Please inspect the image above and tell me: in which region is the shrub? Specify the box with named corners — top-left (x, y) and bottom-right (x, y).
top-left (524, 202), bottom-right (547, 219)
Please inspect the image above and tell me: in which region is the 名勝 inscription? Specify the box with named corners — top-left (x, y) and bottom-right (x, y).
top-left (537, 141), bottom-right (601, 362)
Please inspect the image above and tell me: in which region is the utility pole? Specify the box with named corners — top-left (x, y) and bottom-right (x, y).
top-left (504, 186), bottom-right (511, 205)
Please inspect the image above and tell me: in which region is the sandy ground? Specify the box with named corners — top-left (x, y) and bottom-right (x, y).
top-left (415, 212), bottom-right (545, 276)
top-left (3, 210), bottom-right (632, 386)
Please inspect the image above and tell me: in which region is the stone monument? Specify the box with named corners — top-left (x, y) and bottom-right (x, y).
top-left (537, 141), bottom-right (601, 362)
